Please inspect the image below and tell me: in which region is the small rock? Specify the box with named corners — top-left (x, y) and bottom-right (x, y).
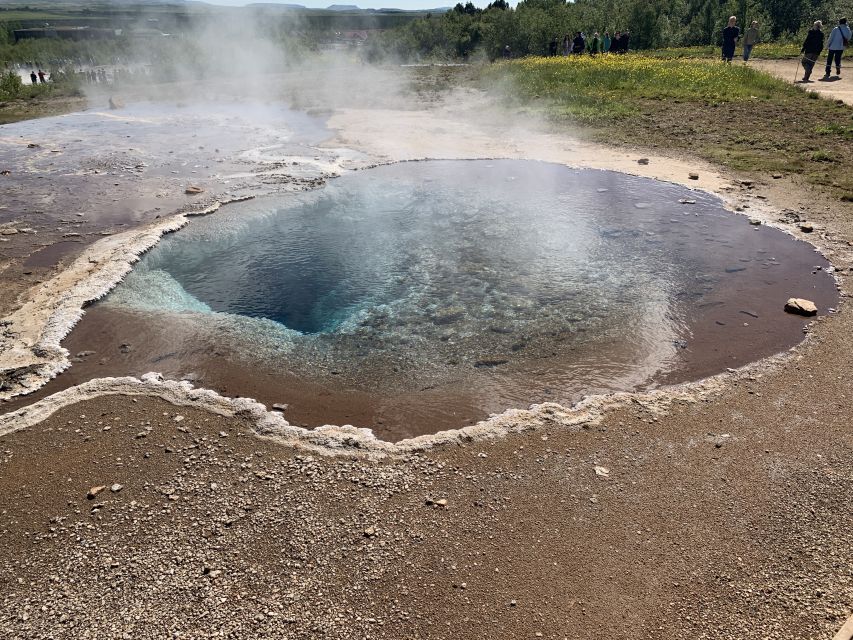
top-left (748, 218), bottom-right (762, 226)
top-left (772, 173), bottom-right (783, 179)
top-left (185, 186), bottom-right (205, 195)
top-left (173, 415), bottom-right (184, 422)
top-left (119, 343), bottom-right (132, 353)
top-left (27, 143), bottom-right (39, 149)
top-left (436, 498), bottom-right (448, 507)
top-left (799, 223), bottom-right (814, 233)
top-left (637, 158), bottom-right (650, 165)
top-left (679, 198), bottom-right (696, 205)
top-left (594, 465), bottom-right (610, 478)
top-left (87, 485), bottom-right (106, 500)
top-left (688, 172), bottom-right (700, 180)
top-left (784, 298), bottom-right (817, 316)
top-left (110, 483), bottom-right (123, 493)
top-left (272, 403), bottom-right (289, 412)
top-left (364, 526), bottom-right (376, 537)
top-left (1, 228), bottom-right (18, 236)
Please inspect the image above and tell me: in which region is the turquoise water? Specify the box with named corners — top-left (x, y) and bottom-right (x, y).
top-left (102, 160), bottom-right (833, 411)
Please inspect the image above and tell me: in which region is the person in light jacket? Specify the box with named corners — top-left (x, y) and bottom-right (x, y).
top-left (742, 21), bottom-right (759, 62)
top-left (824, 17), bottom-right (851, 78)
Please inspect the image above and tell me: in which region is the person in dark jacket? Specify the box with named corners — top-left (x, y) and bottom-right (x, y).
top-left (721, 16), bottom-right (740, 62)
top-left (572, 32), bottom-right (586, 54)
top-left (621, 31), bottom-right (630, 53)
top-left (800, 21), bottom-right (825, 82)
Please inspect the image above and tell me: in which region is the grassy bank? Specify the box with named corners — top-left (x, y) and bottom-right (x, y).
top-left (485, 55), bottom-right (853, 198)
top-left (642, 43), bottom-right (801, 59)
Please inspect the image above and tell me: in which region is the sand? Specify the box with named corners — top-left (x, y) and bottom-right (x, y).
top-left (0, 78), bottom-right (852, 638)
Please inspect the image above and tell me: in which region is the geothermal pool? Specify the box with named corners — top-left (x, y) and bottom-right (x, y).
top-left (61, 160), bottom-right (835, 438)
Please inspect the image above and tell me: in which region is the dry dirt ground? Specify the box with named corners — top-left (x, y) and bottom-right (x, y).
top-left (752, 58), bottom-right (853, 106)
top-left (0, 70), bottom-right (852, 639)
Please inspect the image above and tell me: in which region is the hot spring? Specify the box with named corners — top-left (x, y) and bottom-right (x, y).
top-left (66, 160), bottom-right (835, 438)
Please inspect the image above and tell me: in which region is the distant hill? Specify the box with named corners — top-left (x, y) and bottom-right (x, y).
top-left (245, 2), bottom-right (307, 8)
top-left (326, 4), bottom-right (360, 10)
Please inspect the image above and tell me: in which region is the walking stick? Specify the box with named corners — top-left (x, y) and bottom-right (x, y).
top-left (794, 57), bottom-right (801, 82)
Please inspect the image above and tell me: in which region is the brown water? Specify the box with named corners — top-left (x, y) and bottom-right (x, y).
top-left (2, 161), bottom-right (838, 439)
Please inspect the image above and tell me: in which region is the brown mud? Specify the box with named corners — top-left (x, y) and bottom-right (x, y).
top-left (0, 68), bottom-right (852, 639)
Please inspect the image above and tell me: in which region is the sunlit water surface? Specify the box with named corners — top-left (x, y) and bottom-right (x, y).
top-left (100, 160), bottom-right (832, 426)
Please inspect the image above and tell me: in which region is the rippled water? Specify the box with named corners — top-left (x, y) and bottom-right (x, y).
top-left (96, 160), bottom-right (833, 431)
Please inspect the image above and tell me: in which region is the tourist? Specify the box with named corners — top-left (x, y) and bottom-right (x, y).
top-left (37, 70), bottom-right (46, 84)
top-left (722, 16), bottom-right (740, 63)
top-left (800, 21), bottom-right (825, 82)
top-left (622, 31), bottom-right (630, 53)
top-left (572, 32), bottom-right (586, 55)
top-left (549, 36), bottom-right (558, 57)
top-left (30, 71), bottom-right (37, 85)
top-left (603, 32), bottom-right (611, 53)
top-left (743, 21), bottom-right (759, 62)
top-left (612, 31), bottom-right (622, 54)
top-left (562, 34), bottom-right (571, 56)
top-left (824, 18), bottom-right (851, 78)
top-left (503, 44), bottom-right (511, 59)
top-left (590, 32), bottom-right (600, 56)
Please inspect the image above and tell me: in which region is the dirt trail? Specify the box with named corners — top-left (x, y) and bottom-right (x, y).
top-left (752, 58), bottom-right (853, 105)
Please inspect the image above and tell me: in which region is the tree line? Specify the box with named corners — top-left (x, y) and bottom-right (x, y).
top-left (364, 0), bottom-right (853, 61)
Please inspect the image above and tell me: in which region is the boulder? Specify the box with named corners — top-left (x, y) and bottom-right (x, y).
top-left (784, 298), bottom-right (817, 316)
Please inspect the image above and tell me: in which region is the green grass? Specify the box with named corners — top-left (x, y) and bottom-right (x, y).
top-left (481, 55), bottom-right (853, 198)
top-left (642, 43), bottom-right (801, 60)
top-left (485, 55), bottom-right (797, 124)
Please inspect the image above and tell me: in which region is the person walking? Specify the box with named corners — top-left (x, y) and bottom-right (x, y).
top-left (743, 21), bottom-right (759, 62)
top-left (30, 71), bottom-right (37, 85)
top-left (800, 21), bottom-right (825, 82)
top-left (722, 16), bottom-right (740, 63)
top-left (572, 31), bottom-right (586, 55)
top-left (622, 30), bottom-right (630, 53)
top-left (824, 17), bottom-right (851, 78)
top-left (590, 32), bottom-right (600, 55)
top-left (562, 34), bottom-right (571, 56)
top-left (37, 69), bottom-right (46, 83)
top-left (603, 32), bottom-right (611, 53)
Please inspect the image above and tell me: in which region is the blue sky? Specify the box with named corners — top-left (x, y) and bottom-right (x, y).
top-left (208, 0), bottom-right (457, 9)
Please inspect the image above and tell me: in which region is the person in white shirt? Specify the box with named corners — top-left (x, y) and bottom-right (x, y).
top-left (825, 17), bottom-right (852, 78)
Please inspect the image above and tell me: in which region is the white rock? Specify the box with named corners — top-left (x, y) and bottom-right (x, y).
top-left (784, 298), bottom-right (817, 316)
